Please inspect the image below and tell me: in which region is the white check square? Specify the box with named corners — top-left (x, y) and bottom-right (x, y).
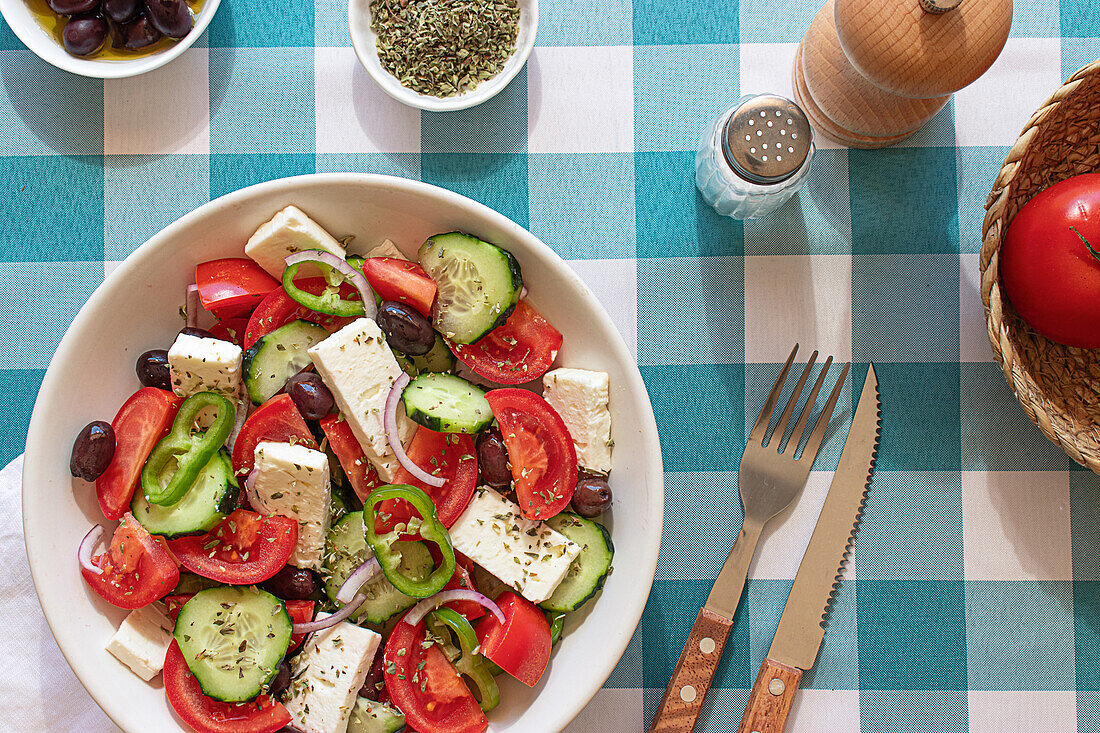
top-left (788, 689), bottom-right (861, 733)
top-left (745, 255), bottom-right (853, 364)
top-left (962, 471), bottom-right (1072, 581)
top-left (954, 37), bottom-right (1062, 148)
top-left (314, 47), bottom-right (420, 154)
top-left (750, 471), bottom-right (837, 580)
top-left (960, 253), bottom-right (994, 363)
top-left (528, 46), bottom-right (633, 153)
top-left (565, 258), bottom-right (638, 359)
top-left (968, 691), bottom-right (1077, 733)
top-left (564, 688), bottom-right (643, 733)
top-left (104, 47), bottom-right (209, 155)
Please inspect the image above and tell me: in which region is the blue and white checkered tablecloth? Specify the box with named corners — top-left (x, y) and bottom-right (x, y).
top-left (5, 1), bottom-right (1100, 731)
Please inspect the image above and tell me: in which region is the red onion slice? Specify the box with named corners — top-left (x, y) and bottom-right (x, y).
top-left (386, 372), bottom-right (445, 488)
top-left (291, 593), bottom-right (367, 635)
top-left (226, 384), bottom-right (250, 451)
top-left (79, 525), bottom-right (106, 575)
top-left (335, 557), bottom-right (381, 604)
top-left (185, 284), bottom-right (200, 328)
top-left (405, 589), bottom-right (505, 627)
top-left (284, 251), bottom-right (377, 319)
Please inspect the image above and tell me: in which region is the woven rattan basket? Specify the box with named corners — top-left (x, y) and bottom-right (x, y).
top-left (982, 58), bottom-right (1100, 472)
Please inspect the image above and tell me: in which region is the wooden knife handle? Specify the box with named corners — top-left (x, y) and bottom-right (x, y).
top-left (648, 608), bottom-right (734, 733)
top-left (736, 657), bottom-right (804, 733)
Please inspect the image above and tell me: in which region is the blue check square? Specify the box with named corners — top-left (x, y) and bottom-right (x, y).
top-left (640, 578), bottom-right (751, 690)
top-left (207, 0), bottom-right (313, 48)
top-left (528, 153), bottom-right (635, 260)
top-left (852, 254), bottom-right (960, 363)
top-left (1011, 0), bottom-right (1059, 37)
top-left (537, 0), bottom-right (631, 46)
top-left (0, 369), bottom-right (44, 468)
top-left (965, 580), bottom-right (1075, 691)
top-left (636, 256), bottom-right (744, 366)
top-left (420, 153), bottom-right (530, 229)
top-left (633, 45), bottom-right (740, 153)
top-left (961, 361), bottom-right (1081, 471)
top-left (743, 149), bottom-right (852, 256)
top-left (640, 364), bottom-right (745, 473)
top-left (209, 154), bottom-right (316, 200)
top-left (871, 362), bottom-right (961, 472)
top-left (105, 155), bottom-right (210, 262)
top-left (633, 0), bottom-right (738, 45)
top-left (849, 147), bottom-right (959, 256)
top-left (209, 47), bottom-right (315, 154)
top-left (0, 156), bottom-right (104, 263)
top-left (859, 690), bottom-right (968, 733)
top-left (657, 472), bottom-right (742, 582)
top-left (956, 147), bottom-right (1010, 256)
top-left (421, 70), bottom-right (527, 154)
top-left (855, 471), bottom-right (964, 581)
top-left (1076, 581), bottom-right (1100, 691)
top-left (0, 50), bottom-right (102, 156)
top-left (315, 153), bottom-right (420, 179)
top-left (1072, 472), bottom-right (1100, 581)
top-left (738, 0), bottom-right (821, 44)
top-left (634, 151), bottom-right (744, 259)
top-left (858, 580), bottom-right (968, 691)
top-left (1063, 38), bottom-right (1100, 81)
top-left (1061, 3), bottom-right (1100, 38)
top-left (0, 261), bottom-right (102, 370)
top-left (315, 0), bottom-right (351, 47)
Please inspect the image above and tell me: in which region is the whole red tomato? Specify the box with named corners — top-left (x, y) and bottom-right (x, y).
top-left (1001, 173), bottom-right (1100, 348)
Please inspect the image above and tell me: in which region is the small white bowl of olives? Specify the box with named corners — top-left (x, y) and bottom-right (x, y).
top-left (0, 0), bottom-right (220, 78)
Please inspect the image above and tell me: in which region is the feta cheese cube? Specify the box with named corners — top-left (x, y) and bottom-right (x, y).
top-left (105, 603), bottom-right (174, 681)
top-left (284, 617), bottom-right (381, 733)
top-left (308, 318), bottom-right (415, 482)
top-left (167, 333), bottom-right (243, 400)
top-left (363, 238), bottom-right (408, 261)
top-left (449, 487), bottom-right (581, 603)
top-left (246, 441), bottom-right (331, 571)
top-left (542, 368), bottom-right (613, 473)
top-left (245, 205), bottom-right (347, 278)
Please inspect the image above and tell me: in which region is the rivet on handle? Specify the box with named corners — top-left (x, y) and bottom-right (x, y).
top-left (768, 678), bottom-right (786, 696)
top-left (680, 685), bottom-right (697, 703)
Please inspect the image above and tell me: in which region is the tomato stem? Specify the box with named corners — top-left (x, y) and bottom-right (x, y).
top-left (1071, 226), bottom-right (1100, 264)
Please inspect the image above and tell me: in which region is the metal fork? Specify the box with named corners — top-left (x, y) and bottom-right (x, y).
top-left (649, 344), bottom-right (850, 733)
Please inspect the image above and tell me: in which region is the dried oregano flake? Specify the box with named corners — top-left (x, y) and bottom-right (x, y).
top-left (371, 0), bottom-right (520, 98)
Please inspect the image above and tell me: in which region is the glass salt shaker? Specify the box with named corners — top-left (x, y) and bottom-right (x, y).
top-left (695, 94), bottom-right (815, 219)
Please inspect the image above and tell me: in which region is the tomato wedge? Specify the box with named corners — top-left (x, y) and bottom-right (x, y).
top-left (474, 591), bottom-right (551, 687)
top-left (82, 513), bottom-right (180, 609)
top-left (285, 599), bottom-right (314, 651)
top-left (164, 641), bottom-right (292, 733)
top-left (207, 316), bottom-right (249, 346)
top-left (163, 593), bottom-right (192, 621)
top-left (485, 389), bottom-right (577, 520)
top-left (231, 394), bottom-right (316, 477)
top-left (385, 615), bottom-right (488, 733)
top-left (168, 509), bottom-right (298, 584)
top-left (360, 257), bottom-right (437, 318)
top-left (320, 414), bottom-right (383, 503)
top-left (96, 387), bottom-right (183, 521)
top-left (196, 258), bottom-right (280, 320)
top-left (243, 277), bottom-right (359, 349)
top-left (379, 427), bottom-right (478, 531)
top-left (450, 300), bottom-right (562, 385)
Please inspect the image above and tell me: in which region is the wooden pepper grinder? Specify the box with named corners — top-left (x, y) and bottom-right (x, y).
top-left (793, 0), bottom-right (1012, 148)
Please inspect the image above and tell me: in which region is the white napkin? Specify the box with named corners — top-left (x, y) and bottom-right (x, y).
top-left (0, 455), bottom-right (119, 732)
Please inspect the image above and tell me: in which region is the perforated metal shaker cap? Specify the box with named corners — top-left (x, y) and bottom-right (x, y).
top-left (722, 95), bottom-right (813, 185)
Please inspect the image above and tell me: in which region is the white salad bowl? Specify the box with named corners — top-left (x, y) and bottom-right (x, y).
top-left (348, 0), bottom-right (537, 111)
top-left (0, 0), bottom-right (219, 79)
top-left (22, 173), bottom-right (663, 733)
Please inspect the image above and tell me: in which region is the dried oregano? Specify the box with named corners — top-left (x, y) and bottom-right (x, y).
top-left (371, 0), bottom-right (520, 98)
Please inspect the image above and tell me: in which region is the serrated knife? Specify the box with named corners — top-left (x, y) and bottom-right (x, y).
top-left (736, 364), bottom-right (880, 733)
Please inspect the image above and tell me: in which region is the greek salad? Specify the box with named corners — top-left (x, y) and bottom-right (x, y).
top-left (69, 205), bottom-right (617, 733)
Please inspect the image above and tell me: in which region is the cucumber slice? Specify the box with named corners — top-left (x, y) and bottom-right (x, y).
top-left (402, 373), bottom-right (493, 434)
top-left (418, 232), bottom-right (523, 344)
top-left (243, 319), bottom-right (329, 405)
top-left (173, 586), bottom-right (292, 702)
top-left (321, 511), bottom-right (434, 624)
top-left (348, 698), bottom-right (407, 733)
top-left (172, 572), bottom-right (222, 595)
top-left (407, 332), bottom-right (456, 374)
top-left (131, 452), bottom-right (238, 539)
top-left (539, 514), bottom-right (614, 613)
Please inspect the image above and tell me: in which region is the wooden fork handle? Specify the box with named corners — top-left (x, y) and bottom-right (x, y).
top-left (736, 657), bottom-right (803, 733)
top-left (648, 608), bottom-right (734, 733)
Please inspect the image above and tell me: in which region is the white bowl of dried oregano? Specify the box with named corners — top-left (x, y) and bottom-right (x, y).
top-left (350, 0), bottom-right (538, 111)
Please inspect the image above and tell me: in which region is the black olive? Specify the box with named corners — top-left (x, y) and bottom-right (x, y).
top-left (476, 427), bottom-right (511, 489)
top-left (179, 327), bottom-right (217, 340)
top-left (572, 476), bottom-right (612, 518)
top-left (259, 565), bottom-right (318, 600)
top-left (286, 372), bottom-right (335, 420)
top-left (268, 661), bottom-right (291, 696)
top-left (376, 301), bottom-right (436, 356)
top-left (70, 421), bottom-right (115, 481)
top-left (136, 349), bottom-right (172, 390)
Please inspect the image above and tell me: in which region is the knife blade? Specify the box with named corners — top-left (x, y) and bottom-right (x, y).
top-left (737, 363), bottom-right (880, 733)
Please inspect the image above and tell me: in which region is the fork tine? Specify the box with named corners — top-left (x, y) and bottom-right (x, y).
top-left (749, 344), bottom-right (798, 443)
top-left (789, 354), bottom-right (833, 451)
top-left (799, 361), bottom-right (851, 464)
top-left (770, 351), bottom-right (818, 449)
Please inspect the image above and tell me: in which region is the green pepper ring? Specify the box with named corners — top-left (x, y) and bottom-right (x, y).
top-left (427, 606), bottom-right (501, 712)
top-left (281, 260), bottom-right (366, 317)
top-left (364, 484), bottom-right (456, 599)
top-left (141, 392), bottom-right (236, 507)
